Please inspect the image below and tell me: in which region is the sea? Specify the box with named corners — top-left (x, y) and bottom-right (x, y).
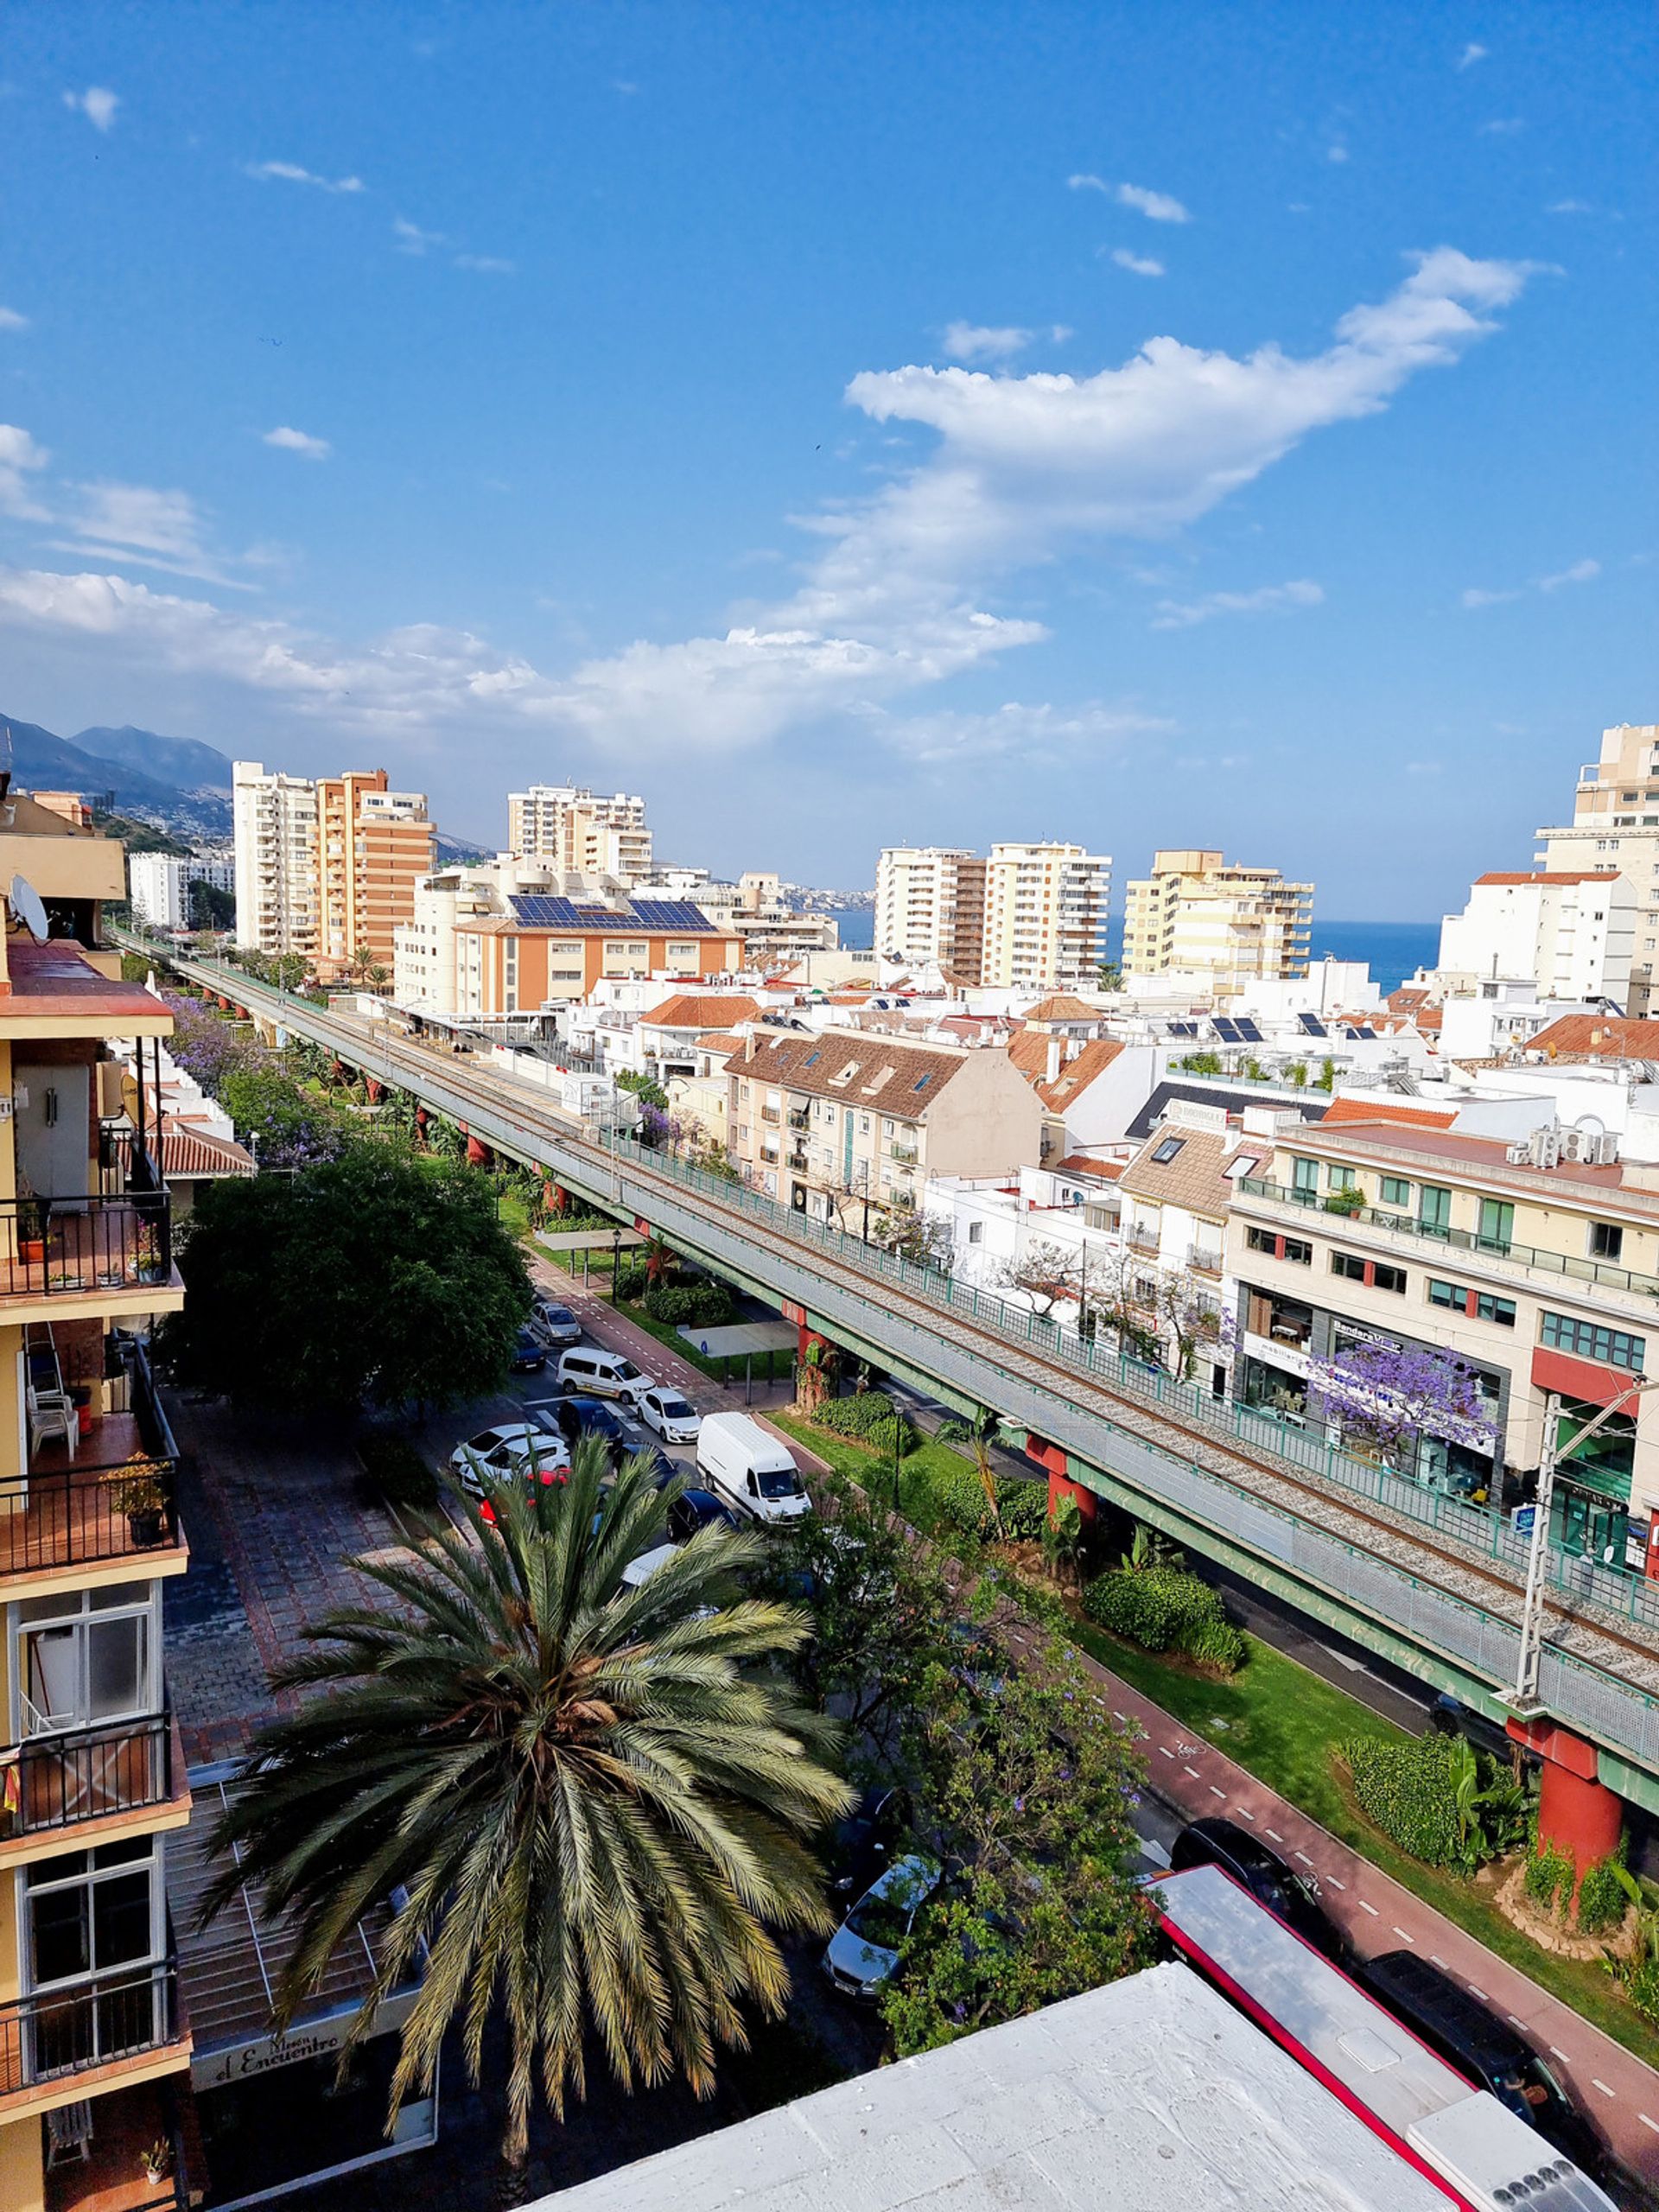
top-left (825, 905), bottom-right (1438, 998)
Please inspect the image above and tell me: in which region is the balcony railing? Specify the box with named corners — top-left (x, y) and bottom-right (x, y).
top-left (786, 1109), bottom-right (810, 1131)
top-left (7, 1714), bottom-right (175, 1839)
top-left (0, 1962), bottom-right (179, 2094)
top-left (1127, 1228), bottom-right (1160, 1256)
top-left (1187, 1249), bottom-right (1224, 1278)
top-left (1, 1349), bottom-right (180, 1579)
top-left (0, 1187), bottom-right (172, 1302)
top-left (890, 1143), bottom-right (918, 1166)
top-left (786, 1151), bottom-right (810, 1174)
top-left (1236, 1177), bottom-right (1659, 1302)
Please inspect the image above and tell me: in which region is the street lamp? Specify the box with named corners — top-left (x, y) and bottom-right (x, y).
top-left (1510, 1371), bottom-right (1659, 1708)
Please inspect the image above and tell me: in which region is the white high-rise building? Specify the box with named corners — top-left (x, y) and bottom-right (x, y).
top-left (232, 761), bottom-right (320, 956)
top-left (1536, 721), bottom-right (1659, 1014)
top-left (507, 783), bottom-right (652, 881)
top-left (1437, 869), bottom-right (1635, 1004)
top-left (874, 848), bottom-right (988, 981)
top-left (981, 842), bottom-right (1112, 992)
top-left (128, 850), bottom-right (235, 931)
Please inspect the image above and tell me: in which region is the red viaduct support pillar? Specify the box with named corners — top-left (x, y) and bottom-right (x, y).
top-left (1507, 1716), bottom-right (1624, 1872)
top-left (466, 1135), bottom-right (493, 1167)
top-left (1024, 1433), bottom-right (1097, 1532)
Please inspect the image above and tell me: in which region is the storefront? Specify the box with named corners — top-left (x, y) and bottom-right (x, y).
top-left (1551, 1394), bottom-right (1636, 1568)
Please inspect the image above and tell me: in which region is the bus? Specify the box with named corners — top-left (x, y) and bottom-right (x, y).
top-left (1149, 1864), bottom-right (1620, 2212)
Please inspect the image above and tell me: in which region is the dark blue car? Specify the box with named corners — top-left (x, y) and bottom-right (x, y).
top-left (667, 1488), bottom-right (740, 1543)
top-left (510, 1330), bottom-right (548, 1374)
top-left (556, 1395), bottom-right (630, 1464)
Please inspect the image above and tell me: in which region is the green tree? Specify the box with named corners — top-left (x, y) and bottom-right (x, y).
top-left (218, 1064), bottom-right (353, 1167)
top-left (188, 880), bottom-right (236, 931)
top-left (160, 1147), bottom-right (531, 1414)
top-left (884, 1641), bottom-right (1154, 2053)
top-left (615, 1067), bottom-right (669, 1112)
top-left (199, 1444), bottom-right (854, 2161)
top-left (937, 1405), bottom-right (1004, 1537)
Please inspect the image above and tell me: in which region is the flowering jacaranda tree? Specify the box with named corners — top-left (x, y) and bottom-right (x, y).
top-left (1309, 1336), bottom-right (1495, 1472)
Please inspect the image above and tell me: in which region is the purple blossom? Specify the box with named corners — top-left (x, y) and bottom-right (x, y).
top-left (1308, 1336), bottom-right (1496, 1464)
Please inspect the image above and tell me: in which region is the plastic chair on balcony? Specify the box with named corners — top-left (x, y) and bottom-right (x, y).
top-left (46, 2099), bottom-right (92, 2167)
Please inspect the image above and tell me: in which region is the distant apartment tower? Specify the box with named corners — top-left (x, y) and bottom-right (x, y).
top-left (981, 842), bottom-right (1112, 992)
top-left (232, 761), bottom-right (319, 957)
top-left (128, 849), bottom-right (235, 931)
top-left (1536, 721), bottom-right (1659, 1014)
top-left (874, 847), bottom-right (988, 981)
top-left (508, 782), bottom-right (653, 882)
top-left (1122, 849), bottom-right (1313, 999)
top-left (316, 769), bottom-right (435, 979)
top-left (1438, 870), bottom-right (1635, 1004)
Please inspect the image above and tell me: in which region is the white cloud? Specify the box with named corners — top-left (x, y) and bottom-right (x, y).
top-left (454, 253), bottom-right (515, 275)
top-left (245, 159), bottom-right (364, 194)
top-left (1327, 143), bottom-right (1351, 163)
top-left (262, 426), bottom-right (332, 461)
top-left (63, 87), bottom-right (118, 132)
top-left (1068, 177), bottom-right (1190, 222)
top-left (392, 217), bottom-right (447, 256)
top-left (1109, 248), bottom-right (1165, 278)
top-left (943, 323), bottom-right (1034, 364)
top-left (867, 698), bottom-right (1172, 764)
top-left (0, 308), bottom-right (28, 334)
top-left (1539, 557), bottom-right (1600, 592)
top-left (1458, 41), bottom-right (1488, 67)
top-left (1460, 585), bottom-right (1522, 608)
top-left (1152, 578), bottom-right (1324, 629)
top-left (51, 480), bottom-right (257, 588)
top-left (1479, 117), bottom-right (1525, 136)
top-left (0, 427), bottom-right (50, 519)
top-left (1462, 557), bottom-right (1599, 608)
top-left (1547, 198), bottom-right (1595, 215)
top-left (1067, 173), bottom-right (1109, 193)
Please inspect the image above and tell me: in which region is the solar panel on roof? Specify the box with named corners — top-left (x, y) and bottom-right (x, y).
top-left (1167, 1020), bottom-right (1198, 1038)
top-left (1234, 1019), bottom-right (1263, 1043)
top-left (1354, 1025), bottom-right (1376, 1040)
top-left (1213, 1017), bottom-right (1240, 1042)
top-left (1297, 1013), bottom-right (1328, 1038)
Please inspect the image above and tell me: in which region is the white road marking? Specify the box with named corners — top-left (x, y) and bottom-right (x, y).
top-left (1183, 1764), bottom-right (1202, 1779)
top-left (1592, 2079), bottom-right (1616, 2099)
top-left (1265, 1827), bottom-right (1285, 1842)
top-left (1158, 1746), bottom-right (1174, 1759)
top-left (1638, 2113), bottom-right (1659, 2135)
top-left (1358, 1901), bottom-right (1380, 1917)
top-left (1294, 1850), bottom-right (1314, 1866)
top-left (1466, 1986), bottom-right (1488, 2001)
top-left (1111, 1710), bottom-right (1127, 1723)
top-left (1430, 1956), bottom-right (1448, 1967)
top-left (1208, 1785), bottom-right (1227, 1800)
top-left (1236, 1808), bottom-right (1256, 1822)
top-left (1551, 2048), bottom-right (1573, 2063)
top-left (1326, 1878), bottom-right (1345, 1891)
top-left (1141, 1838), bottom-right (1172, 1867)
top-left (1392, 1928), bottom-right (1414, 1942)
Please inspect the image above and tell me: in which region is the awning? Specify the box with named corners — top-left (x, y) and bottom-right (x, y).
top-left (677, 1320), bottom-right (799, 1359)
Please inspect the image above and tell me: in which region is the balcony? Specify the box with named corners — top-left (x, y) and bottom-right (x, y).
top-left (3, 1352), bottom-right (183, 1587)
top-left (1127, 1227), bottom-right (1160, 1257)
top-left (759, 1105), bottom-right (781, 1126)
top-left (0, 1963), bottom-right (184, 2114)
top-left (3, 1715), bottom-right (182, 1848)
top-left (1187, 1248), bottom-right (1224, 1279)
top-left (890, 1142), bottom-right (918, 1166)
top-left (786, 1151), bottom-right (810, 1175)
top-left (0, 1187), bottom-right (173, 1310)
top-left (45, 2078), bottom-right (188, 2212)
top-left (786, 1107), bottom-right (810, 1131)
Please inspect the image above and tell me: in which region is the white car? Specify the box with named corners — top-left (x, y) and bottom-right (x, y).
top-left (823, 1854), bottom-right (940, 2000)
top-left (637, 1387), bottom-right (702, 1445)
top-left (449, 1423), bottom-right (569, 1497)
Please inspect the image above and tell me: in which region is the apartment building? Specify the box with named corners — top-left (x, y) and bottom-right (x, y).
top-left (1536, 721), bottom-right (1659, 1014)
top-left (1227, 1107), bottom-right (1659, 1563)
top-left (1122, 850), bottom-right (1313, 998)
top-left (231, 763), bottom-right (318, 958)
top-left (506, 784), bottom-right (652, 882)
top-left (1437, 871), bottom-right (1635, 1005)
top-left (315, 771), bottom-right (434, 982)
top-left (726, 1029), bottom-right (1043, 1228)
top-left (125, 854), bottom-right (234, 935)
top-left (0, 809), bottom-right (194, 2212)
top-left (981, 843), bottom-right (1111, 993)
top-left (874, 849), bottom-right (988, 981)
top-left (452, 894), bottom-right (741, 1018)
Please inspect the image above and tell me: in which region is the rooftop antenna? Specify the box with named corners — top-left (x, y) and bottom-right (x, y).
top-left (9, 874), bottom-right (48, 944)
top-left (0, 724), bottom-right (13, 820)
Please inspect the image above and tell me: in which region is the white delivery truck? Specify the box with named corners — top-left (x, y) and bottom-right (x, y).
top-left (695, 1412), bottom-right (811, 1525)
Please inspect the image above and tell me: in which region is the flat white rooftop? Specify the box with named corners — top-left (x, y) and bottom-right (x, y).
top-left (536, 1961), bottom-right (1450, 2212)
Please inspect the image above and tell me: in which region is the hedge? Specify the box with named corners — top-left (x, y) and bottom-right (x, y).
top-left (1083, 1565), bottom-right (1247, 1674)
top-left (643, 1280), bottom-right (734, 1328)
top-left (814, 1394), bottom-right (917, 1457)
top-left (1343, 1735), bottom-right (1468, 1867)
top-left (359, 1433), bottom-right (439, 1512)
top-left (613, 1258), bottom-right (649, 1300)
top-left (1525, 1838), bottom-right (1576, 1916)
top-left (1576, 1851), bottom-right (1629, 1936)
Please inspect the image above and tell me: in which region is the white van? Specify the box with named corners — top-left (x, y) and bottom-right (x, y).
top-left (696, 1412), bottom-right (810, 1525)
top-left (556, 1346), bottom-right (653, 1405)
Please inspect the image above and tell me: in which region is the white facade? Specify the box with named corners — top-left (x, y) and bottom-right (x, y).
top-left (128, 850), bottom-right (234, 931)
top-left (874, 846), bottom-right (988, 978)
top-left (508, 783), bottom-right (652, 881)
top-left (1438, 871), bottom-right (1635, 1006)
top-left (1535, 721), bottom-right (1659, 1014)
top-left (982, 842), bottom-right (1112, 991)
top-left (1122, 849), bottom-right (1313, 997)
top-left (391, 855), bottom-right (562, 1018)
top-left (232, 760), bottom-right (319, 955)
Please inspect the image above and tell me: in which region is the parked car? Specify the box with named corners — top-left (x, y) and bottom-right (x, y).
top-left (556, 1346), bottom-right (653, 1405)
top-left (527, 1297), bottom-right (582, 1349)
top-left (667, 1488), bottom-right (740, 1542)
top-left (638, 1386), bottom-right (702, 1444)
top-left (1352, 1949), bottom-right (1611, 2180)
top-left (449, 1423), bottom-right (569, 1497)
top-left (1167, 1818), bottom-right (1346, 1961)
top-left (823, 1786), bottom-right (912, 1900)
top-left (556, 1396), bottom-right (632, 1465)
top-left (696, 1411), bottom-right (810, 1525)
top-left (823, 1855), bottom-right (940, 1999)
top-left (633, 1440), bottom-right (682, 1490)
top-left (510, 1329), bottom-right (548, 1374)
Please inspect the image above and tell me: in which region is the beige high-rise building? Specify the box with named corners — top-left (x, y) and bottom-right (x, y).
top-left (874, 848), bottom-right (988, 981)
top-left (981, 842), bottom-right (1112, 993)
top-left (315, 770), bottom-right (435, 981)
top-left (1536, 722), bottom-right (1659, 1014)
top-left (507, 783), bottom-right (652, 882)
top-left (1122, 849), bottom-right (1313, 1000)
top-left (232, 761), bottom-right (319, 957)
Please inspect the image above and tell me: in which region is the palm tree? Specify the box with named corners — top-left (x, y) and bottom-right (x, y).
top-left (198, 1441), bottom-right (853, 2162)
top-left (938, 1404), bottom-right (1003, 1535)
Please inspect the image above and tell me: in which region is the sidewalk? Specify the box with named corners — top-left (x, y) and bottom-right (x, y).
top-left (541, 1261), bottom-right (1659, 2191)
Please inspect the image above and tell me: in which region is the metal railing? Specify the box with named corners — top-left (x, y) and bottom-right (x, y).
top-left (2, 1349), bottom-right (180, 1578)
top-left (7, 1713), bottom-right (175, 1838)
top-left (0, 1961), bottom-right (179, 2091)
top-left (1237, 1177), bottom-right (1659, 1304)
top-left (0, 1185), bottom-right (172, 1302)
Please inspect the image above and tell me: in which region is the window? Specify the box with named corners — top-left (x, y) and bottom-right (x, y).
top-left (16, 1586), bottom-right (156, 1736)
top-left (1332, 1252), bottom-right (1367, 1282)
top-left (1380, 1175), bottom-right (1411, 1208)
top-left (1428, 1277), bottom-right (1462, 1311)
top-left (1475, 1292), bottom-right (1516, 1325)
top-left (1541, 1313), bottom-right (1646, 1371)
top-left (967, 1222), bottom-right (982, 1244)
top-left (883, 1118), bottom-right (894, 1136)
top-left (912, 1074), bottom-right (932, 1092)
top-left (1417, 1185), bottom-right (1452, 1236)
top-left (1292, 1157), bottom-right (1319, 1198)
top-left (1152, 1136), bottom-right (1185, 1165)
top-left (1327, 1165), bottom-right (1357, 1193)
top-left (1332, 1253), bottom-right (1404, 1293)
top-left (1246, 1226), bottom-right (1310, 1264)
top-left (1589, 1222), bottom-right (1624, 1262)
top-left (1476, 1198), bottom-right (1515, 1255)
top-left (1224, 1153), bottom-right (1262, 1180)
top-left (1372, 1263), bottom-right (1407, 1294)
top-left (26, 1835), bottom-right (163, 2012)
top-left (1282, 1236), bottom-right (1313, 1265)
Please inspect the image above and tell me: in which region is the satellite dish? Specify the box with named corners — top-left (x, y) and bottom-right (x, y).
top-left (10, 875), bottom-right (48, 944)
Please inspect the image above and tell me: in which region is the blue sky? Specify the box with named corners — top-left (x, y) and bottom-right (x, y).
top-left (0, 3), bottom-right (1652, 913)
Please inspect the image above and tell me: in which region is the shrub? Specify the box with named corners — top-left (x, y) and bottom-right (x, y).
top-left (998, 1484), bottom-right (1051, 1542)
top-left (1525, 1837), bottom-right (1576, 1916)
top-left (613, 1258), bottom-right (649, 1300)
top-left (814, 1393), bottom-right (917, 1457)
top-left (1576, 1850), bottom-right (1628, 1935)
top-left (643, 1280), bottom-right (734, 1328)
top-left (359, 1433), bottom-right (439, 1512)
top-left (1626, 1957), bottom-right (1659, 2028)
top-left (921, 1460), bottom-right (1052, 1545)
top-left (1185, 1616), bottom-right (1249, 1674)
top-left (1082, 1565), bottom-right (1245, 1673)
top-left (1344, 1736), bottom-right (1468, 1867)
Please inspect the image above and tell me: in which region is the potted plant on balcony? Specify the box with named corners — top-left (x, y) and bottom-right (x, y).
top-left (138, 2139), bottom-right (172, 2187)
top-left (106, 1453), bottom-right (168, 1547)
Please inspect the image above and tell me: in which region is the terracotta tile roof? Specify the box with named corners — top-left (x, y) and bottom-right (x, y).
top-left (1116, 1125), bottom-right (1232, 1217)
top-left (1053, 1153), bottom-right (1124, 1181)
top-left (1474, 871), bottom-right (1622, 887)
top-left (1526, 1014), bottom-right (1659, 1060)
top-left (639, 993), bottom-right (760, 1030)
top-left (1007, 1032), bottom-right (1125, 1110)
top-left (120, 1115), bottom-right (256, 1181)
top-left (1021, 993), bottom-right (1100, 1024)
top-left (692, 1033), bottom-right (742, 1055)
top-left (1387, 986), bottom-right (1431, 1012)
top-left (1321, 1098), bottom-right (1459, 1131)
top-left (736, 1028), bottom-right (968, 1112)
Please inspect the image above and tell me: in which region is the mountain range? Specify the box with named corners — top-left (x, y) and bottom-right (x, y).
top-left (0, 711), bottom-right (233, 837)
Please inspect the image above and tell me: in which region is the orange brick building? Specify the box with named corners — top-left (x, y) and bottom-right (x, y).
top-left (452, 895), bottom-right (741, 1016)
top-left (316, 770), bottom-right (435, 982)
